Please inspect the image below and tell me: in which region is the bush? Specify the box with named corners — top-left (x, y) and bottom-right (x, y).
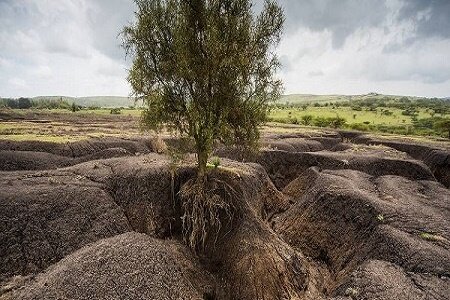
top-left (301, 115), bottom-right (313, 125)
top-left (348, 123), bottom-right (370, 131)
top-left (329, 116), bottom-right (346, 128)
top-left (313, 117), bottom-right (330, 127)
top-left (110, 108), bottom-right (122, 114)
top-left (70, 102), bottom-right (80, 112)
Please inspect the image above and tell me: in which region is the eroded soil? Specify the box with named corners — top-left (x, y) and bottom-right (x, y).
top-left (0, 130), bottom-right (449, 299)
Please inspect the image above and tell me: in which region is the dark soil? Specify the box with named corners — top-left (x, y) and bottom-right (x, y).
top-left (0, 131), bottom-right (449, 299)
top-left (7, 232), bottom-right (215, 300)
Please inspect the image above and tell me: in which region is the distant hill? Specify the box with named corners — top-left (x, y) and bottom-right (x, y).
top-left (32, 96), bottom-right (136, 108)
top-left (277, 93), bottom-right (424, 105)
top-left (7, 93), bottom-right (445, 108)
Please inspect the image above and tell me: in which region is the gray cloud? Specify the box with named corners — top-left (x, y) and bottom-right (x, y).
top-left (86, 0), bottom-right (136, 60)
top-left (397, 0), bottom-right (450, 39)
top-left (0, 0), bottom-right (449, 98)
top-left (278, 0), bottom-right (389, 48)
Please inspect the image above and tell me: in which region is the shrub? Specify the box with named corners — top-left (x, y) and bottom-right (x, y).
top-left (110, 108), bottom-right (122, 114)
top-left (301, 115), bottom-right (313, 126)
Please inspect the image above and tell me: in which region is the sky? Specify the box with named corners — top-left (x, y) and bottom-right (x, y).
top-left (1, 0), bottom-right (450, 98)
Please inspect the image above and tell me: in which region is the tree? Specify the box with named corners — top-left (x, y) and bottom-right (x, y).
top-left (434, 118), bottom-right (450, 139)
top-left (6, 99), bottom-right (18, 109)
top-left (122, 0), bottom-right (284, 179)
top-left (17, 98), bottom-right (32, 109)
top-left (71, 102), bottom-right (79, 112)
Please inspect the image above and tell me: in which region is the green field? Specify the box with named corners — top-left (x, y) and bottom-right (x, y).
top-left (269, 107), bottom-right (433, 126)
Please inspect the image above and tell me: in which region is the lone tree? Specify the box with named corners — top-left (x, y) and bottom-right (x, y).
top-left (122, 0), bottom-right (284, 179)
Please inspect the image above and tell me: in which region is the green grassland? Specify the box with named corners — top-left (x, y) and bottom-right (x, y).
top-left (271, 94), bottom-right (450, 138)
top-left (270, 107), bottom-right (432, 126)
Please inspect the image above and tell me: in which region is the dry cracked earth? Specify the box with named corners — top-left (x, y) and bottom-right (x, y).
top-left (0, 131), bottom-right (449, 299)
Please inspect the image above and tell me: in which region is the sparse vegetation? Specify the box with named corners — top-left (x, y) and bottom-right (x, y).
top-left (419, 232), bottom-right (445, 242)
top-left (110, 108), bottom-right (122, 115)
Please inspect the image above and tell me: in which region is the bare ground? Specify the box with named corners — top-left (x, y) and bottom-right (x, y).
top-left (0, 127), bottom-right (449, 299)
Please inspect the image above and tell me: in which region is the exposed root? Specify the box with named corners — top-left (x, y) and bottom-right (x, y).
top-left (179, 175), bottom-right (237, 251)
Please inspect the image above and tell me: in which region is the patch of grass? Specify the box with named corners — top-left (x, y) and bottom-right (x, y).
top-left (207, 156), bottom-right (221, 169)
top-left (0, 134), bottom-right (87, 143)
top-left (419, 232), bottom-right (445, 242)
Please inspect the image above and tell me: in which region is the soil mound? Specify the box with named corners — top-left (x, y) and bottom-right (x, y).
top-left (68, 154), bottom-right (184, 237)
top-left (0, 137), bottom-right (151, 158)
top-left (70, 156), bottom-right (309, 299)
top-left (74, 147), bottom-right (133, 162)
top-left (7, 232), bottom-right (215, 300)
top-left (0, 150), bottom-right (72, 171)
top-left (264, 137), bottom-right (324, 152)
top-left (310, 136), bottom-right (342, 149)
top-left (253, 150), bottom-right (434, 189)
top-left (1, 142), bottom-right (448, 299)
top-left (334, 260), bottom-right (449, 300)
top-left (423, 149), bottom-right (450, 188)
top-left (67, 137), bottom-right (151, 157)
top-left (0, 172), bottom-right (131, 281)
top-left (274, 167), bottom-right (450, 298)
top-left (351, 135), bottom-right (450, 187)
top-left (0, 140), bottom-right (67, 156)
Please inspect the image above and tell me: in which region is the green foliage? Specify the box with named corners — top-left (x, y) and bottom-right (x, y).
top-left (301, 114), bottom-right (313, 125)
top-left (0, 97), bottom-right (33, 109)
top-left (123, 0), bottom-right (284, 177)
top-left (312, 116), bottom-right (346, 128)
top-left (348, 123), bottom-right (370, 131)
top-left (419, 232), bottom-right (444, 242)
top-left (17, 97), bottom-right (32, 109)
top-left (434, 118), bottom-right (450, 138)
top-left (402, 108), bottom-right (417, 116)
top-left (33, 98), bottom-right (71, 109)
top-left (207, 156), bottom-right (221, 169)
top-left (380, 109), bottom-right (393, 116)
top-left (329, 116), bottom-right (347, 128)
top-left (71, 102), bottom-right (80, 112)
top-left (110, 108), bottom-right (122, 115)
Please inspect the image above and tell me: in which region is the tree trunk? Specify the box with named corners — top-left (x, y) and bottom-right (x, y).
top-left (197, 150), bottom-right (208, 180)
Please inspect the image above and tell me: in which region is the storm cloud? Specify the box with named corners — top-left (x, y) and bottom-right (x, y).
top-left (0, 0), bottom-right (449, 97)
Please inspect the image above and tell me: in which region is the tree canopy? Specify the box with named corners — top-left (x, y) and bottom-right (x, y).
top-left (122, 0), bottom-right (284, 177)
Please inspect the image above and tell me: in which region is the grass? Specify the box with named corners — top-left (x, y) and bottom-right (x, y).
top-left (0, 133), bottom-right (87, 143)
top-left (269, 107), bottom-right (435, 126)
top-left (419, 232), bottom-right (445, 242)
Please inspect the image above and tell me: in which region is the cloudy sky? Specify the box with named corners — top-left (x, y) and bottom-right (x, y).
top-left (1, 0), bottom-right (449, 98)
